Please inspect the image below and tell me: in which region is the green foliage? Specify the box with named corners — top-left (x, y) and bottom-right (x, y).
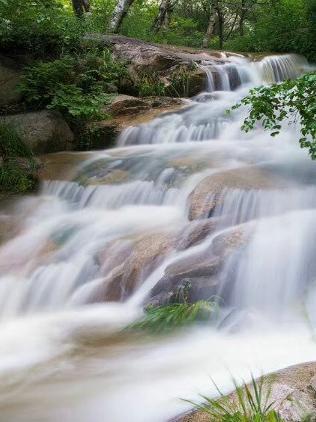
top-left (48, 84), bottom-right (112, 121)
top-left (186, 376), bottom-right (284, 422)
top-left (135, 72), bottom-right (166, 97)
top-left (0, 123), bottom-right (33, 160)
top-left (168, 67), bottom-right (193, 97)
top-left (0, 124), bottom-right (38, 193)
top-left (226, 0), bottom-right (315, 62)
top-left (18, 50), bottom-right (124, 121)
top-left (0, 0), bottom-right (84, 56)
top-left (120, 4), bottom-right (204, 49)
top-left (233, 72), bottom-right (316, 158)
top-left (130, 300), bottom-right (217, 334)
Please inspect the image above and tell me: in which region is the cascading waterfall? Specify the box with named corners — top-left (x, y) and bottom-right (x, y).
top-left (0, 53), bottom-right (315, 422)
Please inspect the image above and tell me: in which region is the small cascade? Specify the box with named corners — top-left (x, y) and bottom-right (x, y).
top-left (218, 210), bottom-right (316, 316)
top-left (259, 54), bottom-right (309, 83)
top-left (199, 56), bottom-right (258, 92)
top-left (0, 52), bottom-right (315, 422)
top-left (118, 54), bottom-right (306, 147)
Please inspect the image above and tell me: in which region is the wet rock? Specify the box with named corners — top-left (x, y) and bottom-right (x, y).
top-left (186, 68), bottom-right (208, 97)
top-left (1, 110), bottom-right (74, 154)
top-left (88, 232), bottom-right (176, 302)
top-left (0, 215), bottom-right (19, 244)
top-left (95, 169), bottom-right (130, 185)
top-left (108, 95), bottom-right (150, 116)
top-left (83, 35), bottom-right (233, 97)
top-left (147, 222), bottom-right (252, 307)
top-left (175, 362), bottom-right (316, 422)
top-left (175, 219), bottom-right (218, 251)
top-left (148, 251), bottom-right (221, 307)
top-left (0, 56), bottom-right (23, 107)
top-left (212, 225), bottom-right (251, 257)
top-left (83, 96), bottom-right (184, 151)
top-left (188, 167), bottom-right (277, 220)
top-left (83, 120), bottom-right (119, 150)
top-left (84, 34), bottom-right (184, 72)
top-left (166, 67), bottom-right (207, 97)
top-left (40, 152), bottom-right (92, 181)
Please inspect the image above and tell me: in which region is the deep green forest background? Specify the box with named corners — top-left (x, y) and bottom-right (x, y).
top-left (0, 0), bottom-right (315, 61)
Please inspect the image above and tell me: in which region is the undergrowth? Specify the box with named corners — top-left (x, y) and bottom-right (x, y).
top-left (0, 124), bottom-right (38, 193)
top-left (18, 49), bottom-right (126, 122)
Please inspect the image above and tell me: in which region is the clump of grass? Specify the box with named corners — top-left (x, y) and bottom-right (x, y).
top-left (186, 376), bottom-right (284, 422)
top-left (129, 300), bottom-right (217, 334)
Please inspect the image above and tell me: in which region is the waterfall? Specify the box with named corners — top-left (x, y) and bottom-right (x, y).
top-left (0, 53), bottom-right (315, 422)
top-left (118, 54), bottom-right (306, 147)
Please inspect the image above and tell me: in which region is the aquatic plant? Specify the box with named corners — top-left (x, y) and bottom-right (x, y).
top-left (130, 300), bottom-right (217, 334)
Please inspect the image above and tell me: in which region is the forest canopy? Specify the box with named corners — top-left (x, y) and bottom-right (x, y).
top-left (0, 0), bottom-right (315, 61)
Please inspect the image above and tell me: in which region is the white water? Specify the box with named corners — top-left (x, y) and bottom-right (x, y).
top-left (0, 54), bottom-right (315, 421)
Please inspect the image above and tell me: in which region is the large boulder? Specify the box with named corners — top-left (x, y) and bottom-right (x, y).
top-left (83, 95), bottom-right (184, 150)
top-left (107, 95), bottom-right (150, 116)
top-left (188, 167), bottom-right (279, 220)
top-left (83, 35), bottom-right (235, 97)
top-left (0, 56), bottom-right (23, 107)
top-left (146, 222), bottom-right (252, 307)
top-left (148, 254), bottom-right (221, 307)
top-left (86, 232), bottom-right (176, 303)
top-left (84, 34), bottom-right (184, 72)
top-left (1, 110), bottom-right (74, 154)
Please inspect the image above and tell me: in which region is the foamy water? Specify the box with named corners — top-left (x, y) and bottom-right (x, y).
top-left (0, 53), bottom-right (315, 421)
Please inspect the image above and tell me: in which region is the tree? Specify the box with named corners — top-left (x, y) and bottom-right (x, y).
top-left (233, 73), bottom-right (316, 158)
top-left (71, 0), bottom-right (90, 18)
top-left (152, 0), bottom-right (176, 32)
top-left (202, 3), bottom-right (216, 48)
top-left (109, 0), bottom-right (136, 33)
top-left (214, 0), bottom-right (224, 49)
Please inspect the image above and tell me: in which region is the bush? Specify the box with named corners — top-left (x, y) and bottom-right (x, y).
top-left (226, 0), bottom-right (315, 62)
top-left (0, 124), bottom-right (38, 193)
top-left (18, 49), bottom-right (127, 121)
top-left (0, 0), bottom-right (84, 56)
top-left (135, 72), bottom-right (166, 97)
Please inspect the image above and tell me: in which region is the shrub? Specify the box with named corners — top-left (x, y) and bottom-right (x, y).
top-left (0, 0), bottom-right (83, 56)
top-left (18, 49), bottom-right (126, 121)
top-left (0, 124), bottom-right (38, 193)
top-left (135, 72), bottom-right (166, 97)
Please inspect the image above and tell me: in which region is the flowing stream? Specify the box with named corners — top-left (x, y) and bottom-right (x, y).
top-left (0, 54), bottom-right (316, 422)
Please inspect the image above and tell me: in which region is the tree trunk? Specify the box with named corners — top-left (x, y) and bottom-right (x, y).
top-left (152, 0), bottom-right (175, 32)
top-left (71, 0), bottom-right (90, 17)
top-left (109, 0), bottom-right (136, 33)
top-left (239, 0), bottom-right (246, 36)
top-left (202, 9), bottom-right (216, 48)
top-left (214, 0), bottom-right (224, 49)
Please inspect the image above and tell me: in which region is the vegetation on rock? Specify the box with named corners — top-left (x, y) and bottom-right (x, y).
top-left (18, 50), bottom-right (126, 121)
top-left (0, 124), bottom-right (39, 193)
top-left (129, 300), bottom-right (217, 333)
top-left (185, 376), bottom-right (286, 422)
